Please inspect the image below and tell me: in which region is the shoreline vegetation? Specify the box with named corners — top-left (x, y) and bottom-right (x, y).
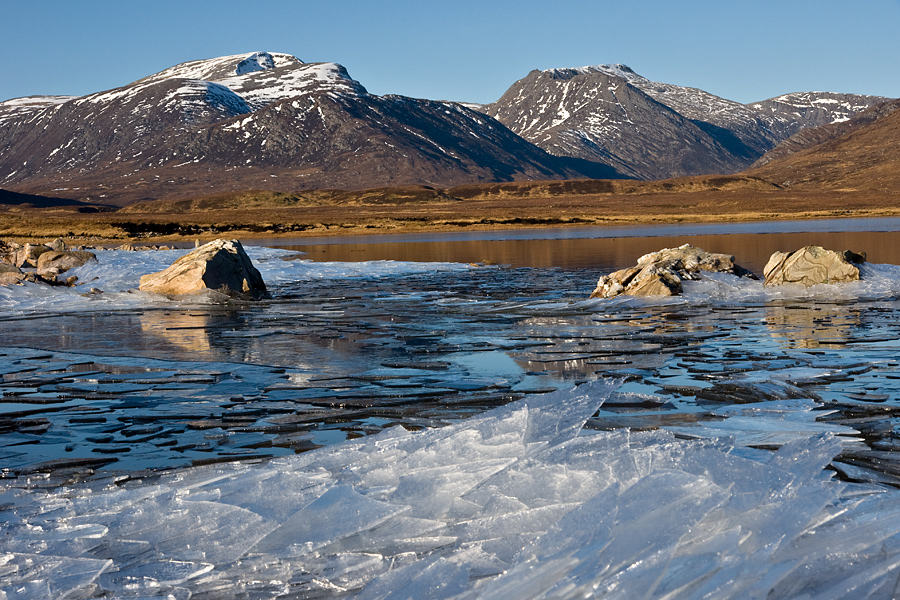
top-left (2, 176), bottom-right (899, 245)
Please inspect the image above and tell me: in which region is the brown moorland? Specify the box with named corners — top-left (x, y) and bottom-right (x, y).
top-left (0, 176), bottom-right (897, 245)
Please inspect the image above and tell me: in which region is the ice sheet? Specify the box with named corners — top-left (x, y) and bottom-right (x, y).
top-left (0, 246), bottom-right (471, 317)
top-left (2, 380), bottom-right (900, 599)
top-left (6, 246), bottom-right (900, 319)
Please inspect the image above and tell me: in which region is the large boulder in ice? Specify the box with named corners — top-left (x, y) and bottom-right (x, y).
top-left (764, 246), bottom-right (864, 286)
top-left (36, 250), bottom-right (96, 279)
top-left (139, 239), bottom-right (267, 300)
top-left (590, 244), bottom-right (755, 298)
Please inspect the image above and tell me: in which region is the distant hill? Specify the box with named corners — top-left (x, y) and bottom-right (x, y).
top-left (0, 188), bottom-right (109, 211)
top-left (751, 98), bottom-right (900, 168)
top-left (480, 65), bottom-right (888, 180)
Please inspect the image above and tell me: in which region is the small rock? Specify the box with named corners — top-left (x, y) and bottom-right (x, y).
top-left (0, 271), bottom-right (26, 286)
top-left (763, 246), bottom-right (863, 286)
top-left (139, 239), bottom-right (267, 300)
top-left (590, 244), bottom-right (755, 298)
top-left (47, 238), bottom-right (68, 252)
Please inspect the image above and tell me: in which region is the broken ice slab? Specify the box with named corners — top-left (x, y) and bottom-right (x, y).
top-left (252, 484), bottom-right (408, 555)
top-left (6, 379), bottom-right (900, 598)
top-left (0, 553), bottom-right (113, 599)
top-left (666, 399), bottom-right (863, 449)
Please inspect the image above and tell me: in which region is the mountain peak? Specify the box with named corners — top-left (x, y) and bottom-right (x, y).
top-left (542, 64), bottom-right (644, 82)
top-left (137, 52), bottom-right (304, 86)
top-left (235, 52), bottom-right (278, 75)
top-left (589, 64), bottom-right (641, 79)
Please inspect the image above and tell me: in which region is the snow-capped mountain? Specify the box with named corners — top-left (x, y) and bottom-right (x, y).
top-left (749, 92), bottom-right (887, 133)
top-left (0, 52), bottom-right (616, 204)
top-left (481, 65), bottom-right (888, 180)
top-left (1, 53), bottom-right (891, 203)
top-left (752, 97), bottom-right (900, 169)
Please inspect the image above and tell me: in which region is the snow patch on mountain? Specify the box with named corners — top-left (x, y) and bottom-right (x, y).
top-left (752, 91), bottom-right (889, 125)
top-left (168, 80), bottom-right (252, 122)
top-left (235, 51), bottom-right (277, 75)
top-left (137, 52), bottom-right (304, 86)
top-left (217, 62), bottom-right (367, 109)
top-left (0, 95), bottom-right (78, 126)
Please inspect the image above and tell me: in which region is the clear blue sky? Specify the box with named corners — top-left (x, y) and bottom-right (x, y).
top-left (3, 0), bottom-right (899, 104)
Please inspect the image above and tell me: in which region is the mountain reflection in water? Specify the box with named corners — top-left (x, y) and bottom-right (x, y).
top-left (271, 224), bottom-right (900, 274)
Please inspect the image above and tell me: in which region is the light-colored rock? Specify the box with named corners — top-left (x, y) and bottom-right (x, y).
top-left (0, 271), bottom-right (26, 286)
top-left (763, 246), bottom-right (864, 286)
top-left (138, 239), bottom-right (267, 300)
top-left (590, 244), bottom-right (755, 298)
top-left (36, 250), bottom-right (96, 277)
top-left (47, 238), bottom-right (68, 252)
top-left (0, 271), bottom-right (46, 286)
top-left (16, 243), bottom-right (51, 268)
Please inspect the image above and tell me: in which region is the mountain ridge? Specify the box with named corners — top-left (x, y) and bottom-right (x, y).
top-left (0, 51), bottom-right (620, 205)
top-left (481, 64), bottom-right (888, 180)
top-left (0, 52), bottom-right (891, 205)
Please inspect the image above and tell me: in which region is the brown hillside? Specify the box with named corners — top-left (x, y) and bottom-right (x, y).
top-left (749, 101), bottom-right (900, 193)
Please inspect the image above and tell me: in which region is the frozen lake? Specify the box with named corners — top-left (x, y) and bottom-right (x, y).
top-left (5, 222), bottom-right (900, 598)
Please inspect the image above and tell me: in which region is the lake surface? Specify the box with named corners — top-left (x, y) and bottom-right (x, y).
top-left (262, 218), bottom-right (900, 273)
top-left (6, 219), bottom-right (900, 598)
top-left (3, 219), bottom-right (900, 481)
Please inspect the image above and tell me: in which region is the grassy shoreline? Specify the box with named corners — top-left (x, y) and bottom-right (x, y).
top-left (2, 186), bottom-right (898, 246)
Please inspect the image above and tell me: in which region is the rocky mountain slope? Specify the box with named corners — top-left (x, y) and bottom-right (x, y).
top-left (751, 98), bottom-right (900, 168)
top-left (481, 65), bottom-right (888, 180)
top-left (0, 52), bottom-right (618, 205)
top-left (748, 97), bottom-right (900, 192)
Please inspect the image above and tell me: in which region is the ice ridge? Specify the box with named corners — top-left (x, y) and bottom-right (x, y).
top-left (3, 380), bottom-right (900, 599)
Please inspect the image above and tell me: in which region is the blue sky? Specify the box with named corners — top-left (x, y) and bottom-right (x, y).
top-left (3, 0), bottom-right (899, 104)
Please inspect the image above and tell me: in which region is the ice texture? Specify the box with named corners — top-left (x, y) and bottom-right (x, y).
top-left (0, 246), bottom-right (470, 317)
top-left (3, 380), bottom-right (900, 599)
top-left (5, 246), bottom-right (900, 319)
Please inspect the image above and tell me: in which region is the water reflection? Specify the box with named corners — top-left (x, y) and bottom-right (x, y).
top-left (139, 310), bottom-right (217, 354)
top-left (765, 302), bottom-right (861, 349)
top-left (281, 230), bottom-right (900, 275)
